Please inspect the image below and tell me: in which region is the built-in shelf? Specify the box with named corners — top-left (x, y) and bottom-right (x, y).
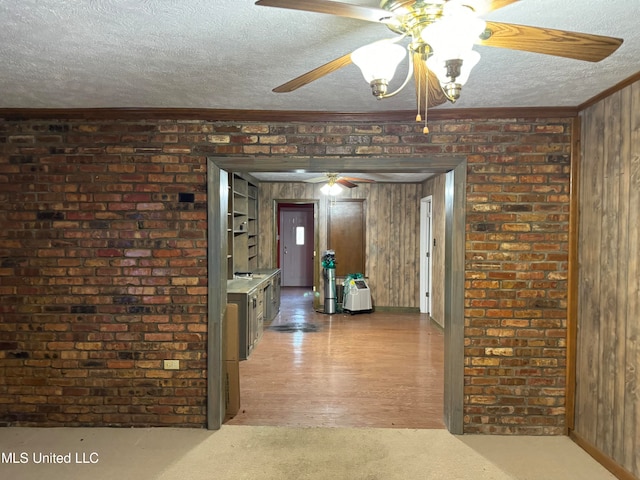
top-left (228, 172), bottom-right (259, 278)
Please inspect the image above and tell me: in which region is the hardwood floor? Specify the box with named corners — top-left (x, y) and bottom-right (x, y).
top-left (225, 287), bottom-right (445, 429)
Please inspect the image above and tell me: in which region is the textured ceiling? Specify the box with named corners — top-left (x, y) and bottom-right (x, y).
top-left (1, 1), bottom-right (638, 184)
top-left (1, 0), bottom-right (638, 113)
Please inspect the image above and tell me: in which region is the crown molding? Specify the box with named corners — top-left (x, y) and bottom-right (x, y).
top-left (0, 106), bottom-right (578, 123)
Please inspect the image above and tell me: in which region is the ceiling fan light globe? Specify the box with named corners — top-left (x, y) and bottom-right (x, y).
top-left (351, 42), bottom-right (406, 84)
top-left (321, 183), bottom-right (342, 195)
top-left (421, 11), bottom-right (486, 60)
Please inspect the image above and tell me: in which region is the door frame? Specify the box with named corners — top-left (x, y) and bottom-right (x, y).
top-left (274, 200), bottom-right (319, 294)
top-left (207, 156), bottom-right (466, 433)
top-left (206, 163), bottom-right (228, 430)
top-left (420, 195), bottom-right (433, 315)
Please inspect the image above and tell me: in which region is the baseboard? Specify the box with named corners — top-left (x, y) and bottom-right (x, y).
top-left (429, 316), bottom-right (445, 331)
top-left (371, 306), bottom-right (420, 313)
top-left (570, 430), bottom-right (638, 480)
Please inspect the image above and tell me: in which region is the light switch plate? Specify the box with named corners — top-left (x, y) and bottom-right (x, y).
top-left (163, 360), bottom-right (179, 370)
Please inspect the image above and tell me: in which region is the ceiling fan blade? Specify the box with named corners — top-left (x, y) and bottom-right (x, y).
top-left (478, 21), bottom-right (623, 62)
top-left (341, 176), bottom-right (375, 184)
top-left (427, 67), bottom-right (448, 109)
top-left (337, 178), bottom-right (358, 188)
top-left (255, 0), bottom-right (395, 24)
top-left (305, 175), bottom-right (331, 184)
top-left (273, 53), bottom-right (352, 93)
top-left (412, 52), bottom-right (447, 110)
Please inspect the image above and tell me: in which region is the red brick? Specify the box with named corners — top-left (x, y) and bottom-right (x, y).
top-left (0, 116), bottom-right (571, 433)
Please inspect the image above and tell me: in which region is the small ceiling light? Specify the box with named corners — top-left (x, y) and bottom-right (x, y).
top-left (321, 182), bottom-right (342, 196)
top-left (320, 174), bottom-right (343, 195)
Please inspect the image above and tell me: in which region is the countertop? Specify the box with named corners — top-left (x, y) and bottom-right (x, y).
top-left (227, 268), bottom-right (280, 294)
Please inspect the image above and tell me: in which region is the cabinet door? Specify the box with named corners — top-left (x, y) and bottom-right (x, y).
top-left (248, 293), bottom-right (257, 353)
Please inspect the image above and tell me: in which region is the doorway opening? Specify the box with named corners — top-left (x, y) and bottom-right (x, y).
top-left (207, 158), bottom-right (466, 434)
top-left (420, 196), bottom-right (433, 315)
top-left (278, 203), bottom-right (315, 288)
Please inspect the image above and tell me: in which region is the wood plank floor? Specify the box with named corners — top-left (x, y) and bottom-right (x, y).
top-left (225, 287), bottom-right (445, 429)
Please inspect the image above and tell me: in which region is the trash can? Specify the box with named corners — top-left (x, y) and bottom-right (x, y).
top-left (323, 266), bottom-right (337, 314)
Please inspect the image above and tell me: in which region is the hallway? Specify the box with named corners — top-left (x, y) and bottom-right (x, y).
top-left (225, 287), bottom-right (445, 428)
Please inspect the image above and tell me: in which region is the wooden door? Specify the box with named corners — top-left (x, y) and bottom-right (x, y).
top-left (327, 199), bottom-right (365, 277)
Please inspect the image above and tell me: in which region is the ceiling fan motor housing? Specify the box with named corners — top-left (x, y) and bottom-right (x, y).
top-left (380, 0), bottom-right (446, 38)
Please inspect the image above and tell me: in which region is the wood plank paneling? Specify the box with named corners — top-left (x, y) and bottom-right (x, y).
top-left (575, 78), bottom-right (640, 479)
top-left (614, 87), bottom-right (631, 464)
top-left (597, 90), bottom-right (620, 457)
top-left (576, 99), bottom-right (604, 439)
top-left (626, 81), bottom-right (640, 476)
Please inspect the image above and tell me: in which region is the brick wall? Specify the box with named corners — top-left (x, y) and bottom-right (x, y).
top-left (0, 115), bottom-right (571, 431)
top-left (463, 123), bottom-right (571, 434)
top-left (0, 120), bottom-right (209, 427)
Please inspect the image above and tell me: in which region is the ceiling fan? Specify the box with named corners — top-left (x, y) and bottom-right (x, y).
top-left (255, 0), bottom-right (623, 128)
top-left (306, 173), bottom-right (374, 194)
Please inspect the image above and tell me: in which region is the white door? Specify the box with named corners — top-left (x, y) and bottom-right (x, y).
top-left (280, 207), bottom-right (314, 287)
top-left (420, 196), bottom-right (433, 314)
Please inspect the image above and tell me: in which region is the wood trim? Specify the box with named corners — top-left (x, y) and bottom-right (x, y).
top-left (373, 306), bottom-right (421, 313)
top-left (214, 156), bottom-right (461, 174)
top-left (206, 161), bottom-right (229, 430)
top-left (570, 431), bottom-right (637, 480)
top-left (565, 116), bottom-right (581, 434)
top-left (579, 70), bottom-right (640, 112)
top-left (0, 106), bottom-right (579, 123)
top-left (443, 162), bottom-right (467, 434)
top-left (272, 199), bottom-right (321, 310)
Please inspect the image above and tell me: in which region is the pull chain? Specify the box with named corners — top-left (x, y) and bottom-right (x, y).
top-left (423, 68), bottom-right (429, 134)
top-left (416, 54), bottom-right (422, 123)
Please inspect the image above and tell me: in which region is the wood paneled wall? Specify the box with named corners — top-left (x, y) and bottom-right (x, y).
top-left (258, 182), bottom-right (422, 308)
top-left (575, 80), bottom-right (640, 478)
top-left (422, 174), bottom-right (447, 327)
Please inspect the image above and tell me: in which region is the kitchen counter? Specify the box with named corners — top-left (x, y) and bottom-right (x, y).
top-left (227, 268), bottom-right (281, 359)
top-left (227, 268), bottom-right (280, 294)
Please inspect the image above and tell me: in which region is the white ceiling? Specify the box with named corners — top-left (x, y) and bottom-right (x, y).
top-left (1, 0), bottom-right (638, 184)
top-left (1, 0), bottom-right (638, 113)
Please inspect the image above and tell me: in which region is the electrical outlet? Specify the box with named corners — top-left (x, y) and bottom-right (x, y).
top-left (163, 360), bottom-right (179, 370)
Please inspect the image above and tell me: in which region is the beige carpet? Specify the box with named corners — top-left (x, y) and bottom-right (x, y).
top-left (0, 426), bottom-right (615, 480)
